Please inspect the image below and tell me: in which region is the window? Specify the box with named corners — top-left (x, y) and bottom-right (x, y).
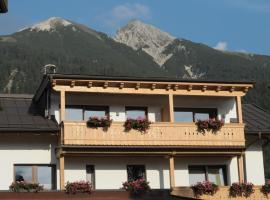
top-left (188, 165), bottom-right (227, 186)
top-left (127, 165), bottom-right (146, 182)
top-left (126, 107), bottom-right (147, 119)
top-left (174, 108), bottom-right (217, 122)
top-left (86, 165), bottom-right (95, 189)
top-left (65, 107), bottom-right (83, 120)
top-left (84, 106), bottom-right (109, 119)
top-left (14, 165), bottom-right (56, 190)
top-left (65, 106), bottom-right (109, 121)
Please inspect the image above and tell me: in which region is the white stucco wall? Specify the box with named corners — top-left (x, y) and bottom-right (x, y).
top-left (245, 141), bottom-right (265, 185)
top-left (0, 134), bottom-right (58, 190)
top-left (65, 156), bottom-right (238, 189)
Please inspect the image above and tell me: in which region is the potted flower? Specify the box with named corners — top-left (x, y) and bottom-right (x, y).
top-left (9, 181), bottom-right (43, 192)
top-left (261, 181), bottom-right (270, 196)
top-left (124, 117), bottom-right (151, 133)
top-left (122, 179), bottom-right (150, 196)
top-left (229, 182), bottom-right (254, 198)
top-left (65, 181), bottom-right (92, 194)
top-left (191, 181), bottom-right (219, 197)
top-left (86, 116), bottom-right (112, 131)
top-left (196, 118), bottom-right (224, 134)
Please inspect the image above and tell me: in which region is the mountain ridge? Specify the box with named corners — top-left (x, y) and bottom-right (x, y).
top-left (0, 17), bottom-right (270, 111)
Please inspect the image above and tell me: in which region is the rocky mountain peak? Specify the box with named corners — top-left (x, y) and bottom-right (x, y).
top-left (114, 20), bottom-right (176, 66)
top-left (20, 17), bottom-right (72, 32)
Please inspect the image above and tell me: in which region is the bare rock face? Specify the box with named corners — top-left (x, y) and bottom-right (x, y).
top-left (114, 20), bottom-right (176, 66)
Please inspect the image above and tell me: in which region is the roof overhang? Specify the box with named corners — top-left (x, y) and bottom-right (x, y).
top-left (50, 74), bottom-right (253, 97)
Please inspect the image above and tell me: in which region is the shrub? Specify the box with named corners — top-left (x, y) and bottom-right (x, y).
top-left (261, 181), bottom-right (270, 196)
top-left (86, 116), bottom-right (112, 131)
top-left (65, 181), bottom-right (92, 194)
top-left (229, 182), bottom-right (254, 198)
top-left (196, 118), bottom-right (224, 133)
top-left (124, 118), bottom-right (151, 132)
top-left (191, 181), bottom-right (219, 197)
top-left (122, 179), bottom-right (150, 194)
top-left (9, 181), bottom-right (43, 192)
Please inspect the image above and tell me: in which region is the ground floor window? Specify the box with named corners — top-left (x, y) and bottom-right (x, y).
top-left (86, 165), bottom-right (95, 189)
top-left (188, 165), bottom-right (227, 186)
top-left (14, 164), bottom-right (56, 190)
top-left (127, 165), bottom-right (146, 182)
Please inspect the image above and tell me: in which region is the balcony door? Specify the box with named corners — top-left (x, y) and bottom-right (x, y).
top-left (86, 165), bottom-right (95, 189)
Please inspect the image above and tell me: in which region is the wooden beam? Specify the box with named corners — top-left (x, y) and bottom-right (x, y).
top-left (60, 90), bottom-right (65, 122)
top-left (87, 81), bottom-right (92, 88)
top-left (166, 84), bottom-right (171, 91)
top-left (169, 94), bottom-right (174, 122)
top-left (119, 82), bottom-right (124, 89)
top-left (151, 83), bottom-right (156, 90)
top-left (60, 155), bottom-right (65, 190)
top-left (70, 80), bottom-right (75, 87)
top-left (236, 96), bottom-right (243, 123)
top-left (135, 83), bottom-right (140, 90)
top-left (202, 85), bottom-right (207, 92)
top-left (53, 85), bottom-right (247, 97)
top-left (169, 156), bottom-right (175, 189)
top-left (103, 81), bottom-right (108, 89)
top-left (173, 84), bottom-right (179, 91)
top-left (188, 85), bottom-right (193, 91)
top-left (237, 154), bottom-right (245, 182)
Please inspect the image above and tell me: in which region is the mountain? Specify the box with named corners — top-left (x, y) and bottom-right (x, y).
top-left (0, 17), bottom-right (168, 94)
top-left (114, 20), bottom-right (270, 109)
top-left (0, 17), bottom-right (270, 111)
top-left (114, 20), bottom-right (175, 66)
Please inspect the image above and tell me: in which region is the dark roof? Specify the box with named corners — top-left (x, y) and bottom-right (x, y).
top-left (243, 104), bottom-right (270, 134)
top-left (48, 73), bottom-right (255, 84)
top-left (0, 94), bottom-right (59, 132)
top-left (33, 73), bottom-right (255, 102)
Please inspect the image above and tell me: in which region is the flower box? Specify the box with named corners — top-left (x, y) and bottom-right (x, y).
top-left (9, 181), bottom-right (43, 193)
top-left (124, 118), bottom-right (151, 132)
top-left (261, 181), bottom-right (270, 196)
top-left (196, 118), bottom-right (224, 133)
top-left (122, 179), bottom-right (150, 195)
top-left (229, 182), bottom-right (254, 198)
top-left (191, 181), bottom-right (219, 197)
top-left (65, 181), bottom-right (92, 194)
top-left (86, 116), bottom-right (112, 131)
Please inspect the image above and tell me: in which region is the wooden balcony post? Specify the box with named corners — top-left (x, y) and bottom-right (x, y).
top-left (237, 154), bottom-right (245, 182)
top-left (169, 94), bottom-right (174, 122)
top-left (60, 90), bottom-right (65, 122)
top-left (60, 155), bottom-right (65, 190)
top-left (236, 96), bottom-right (243, 123)
top-left (169, 156), bottom-right (175, 189)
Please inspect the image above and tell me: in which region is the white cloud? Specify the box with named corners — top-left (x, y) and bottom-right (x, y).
top-left (226, 0), bottom-right (270, 13)
top-left (98, 3), bottom-right (151, 30)
top-left (214, 41), bottom-right (228, 51)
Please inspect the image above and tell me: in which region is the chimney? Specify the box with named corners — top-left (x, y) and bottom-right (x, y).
top-left (43, 64), bottom-right (56, 75)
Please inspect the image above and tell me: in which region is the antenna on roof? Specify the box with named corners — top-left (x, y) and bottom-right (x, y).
top-left (43, 64), bottom-right (56, 74)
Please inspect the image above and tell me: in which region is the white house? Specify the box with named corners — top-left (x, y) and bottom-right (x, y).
top-left (0, 73), bottom-right (268, 193)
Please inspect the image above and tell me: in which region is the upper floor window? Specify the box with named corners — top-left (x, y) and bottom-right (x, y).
top-left (65, 105), bottom-right (109, 121)
top-left (174, 108), bottom-right (217, 122)
top-left (126, 106), bottom-right (147, 119)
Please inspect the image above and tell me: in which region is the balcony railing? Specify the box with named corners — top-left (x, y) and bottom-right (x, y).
top-left (62, 121), bottom-right (245, 147)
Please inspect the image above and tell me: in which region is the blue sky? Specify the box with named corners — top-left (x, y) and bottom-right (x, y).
top-left (1, 0), bottom-right (270, 55)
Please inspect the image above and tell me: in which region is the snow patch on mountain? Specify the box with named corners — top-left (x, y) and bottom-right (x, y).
top-left (183, 65), bottom-right (205, 79)
top-left (114, 20), bottom-right (175, 66)
top-left (20, 17), bottom-right (73, 32)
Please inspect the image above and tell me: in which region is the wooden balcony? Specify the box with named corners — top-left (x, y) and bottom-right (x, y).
top-left (61, 122), bottom-right (245, 148)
